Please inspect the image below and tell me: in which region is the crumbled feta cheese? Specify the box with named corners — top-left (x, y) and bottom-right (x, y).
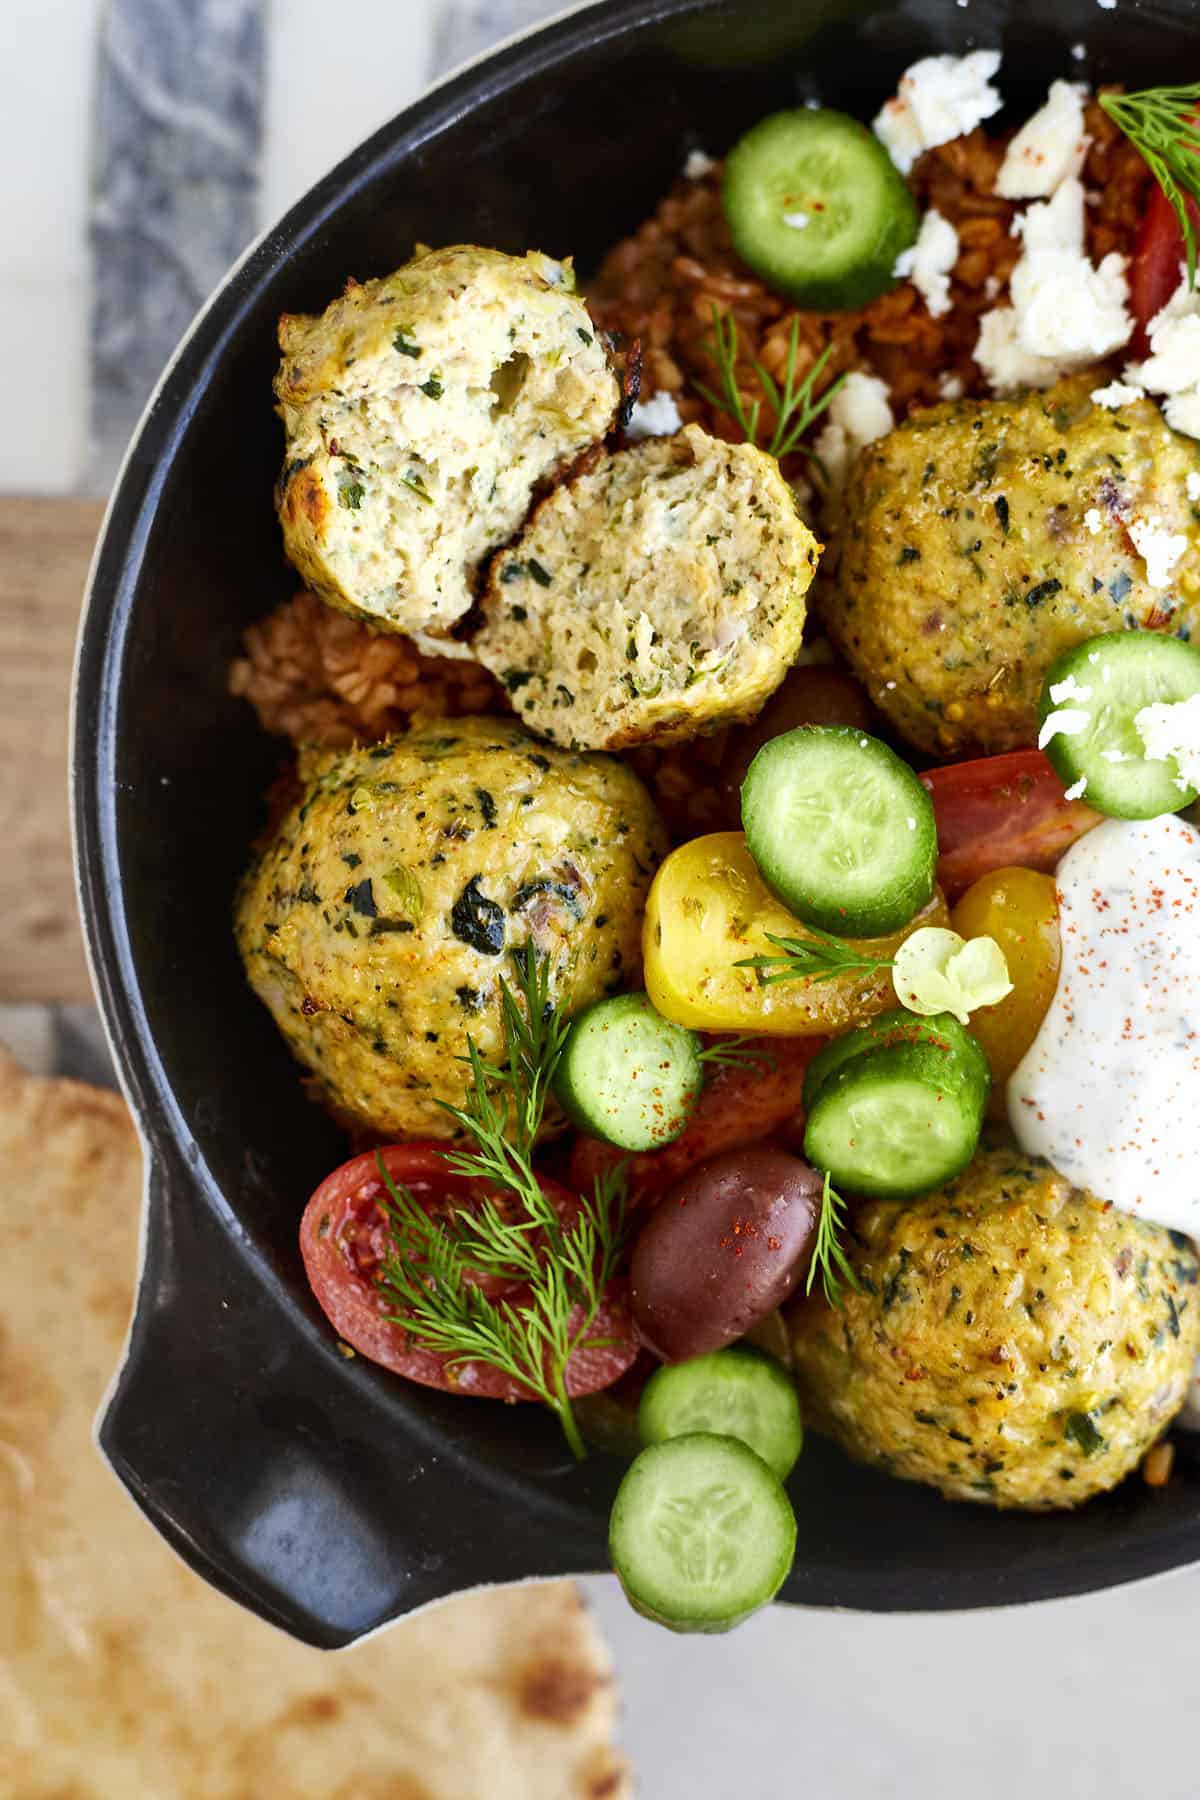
top-left (1063, 775), bottom-right (1089, 801)
top-left (814, 371), bottom-right (895, 490)
top-left (683, 149), bottom-right (716, 180)
top-left (1071, 42), bottom-right (1087, 61)
top-left (624, 391), bottom-right (684, 440)
top-left (782, 210), bottom-right (809, 229)
top-left (1090, 380), bottom-right (1145, 409)
top-left (1008, 247), bottom-right (1129, 363)
top-left (1049, 673), bottom-right (1093, 705)
top-left (1123, 268), bottom-right (1200, 440)
top-left (1097, 0), bottom-right (1115, 10)
top-left (1166, 391), bottom-right (1200, 438)
top-left (1101, 748), bottom-right (1130, 763)
top-left (1083, 507), bottom-right (1103, 535)
top-left (995, 81), bottom-right (1089, 200)
top-left (1014, 176), bottom-right (1086, 254)
top-left (974, 309), bottom-right (1063, 392)
top-left (976, 178), bottom-right (1132, 392)
top-left (1131, 313), bottom-right (1200, 395)
top-left (1038, 707), bottom-right (1092, 749)
top-left (873, 50), bottom-right (1002, 174)
top-left (1128, 515), bottom-right (1188, 589)
top-left (893, 209), bottom-right (959, 317)
top-left (1136, 695), bottom-right (1200, 790)
top-left (939, 371), bottom-right (964, 401)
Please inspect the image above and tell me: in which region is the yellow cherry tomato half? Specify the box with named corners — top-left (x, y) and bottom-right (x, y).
top-left (950, 865), bottom-right (1060, 1114)
top-left (643, 831), bottom-right (949, 1037)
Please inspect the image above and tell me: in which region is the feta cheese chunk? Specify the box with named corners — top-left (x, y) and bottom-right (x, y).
top-left (975, 177), bottom-right (1132, 393)
top-left (624, 391), bottom-right (684, 440)
top-left (973, 309), bottom-right (1061, 392)
top-left (873, 50), bottom-right (1002, 174)
top-left (1014, 175), bottom-right (1086, 254)
top-left (814, 371), bottom-right (895, 490)
top-left (1136, 694), bottom-right (1200, 791)
top-left (1090, 380), bottom-right (1145, 409)
top-left (1128, 515), bottom-right (1188, 589)
top-left (893, 209), bottom-right (959, 317)
top-left (996, 80), bottom-right (1090, 199)
top-left (1124, 271), bottom-right (1200, 439)
top-left (1038, 707), bottom-right (1092, 750)
top-left (683, 149), bottom-right (716, 180)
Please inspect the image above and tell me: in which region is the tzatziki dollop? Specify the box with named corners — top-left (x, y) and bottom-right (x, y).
top-left (1008, 812), bottom-right (1200, 1234)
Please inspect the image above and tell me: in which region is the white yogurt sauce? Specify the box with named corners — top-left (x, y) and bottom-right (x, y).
top-left (1008, 814), bottom-right (1200, 1235)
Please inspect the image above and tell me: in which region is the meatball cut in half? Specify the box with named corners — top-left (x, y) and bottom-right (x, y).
top-left (824, 377), bottom-right (1200, 758)
top-left (790, 1146), bottom-right (1200, 1511)
top-left (274, 246), bottom-right (620, 640)
top-left (235, 717), bottom-right (667, 1141)
top-left (473, 424), bottom-right (820, 750)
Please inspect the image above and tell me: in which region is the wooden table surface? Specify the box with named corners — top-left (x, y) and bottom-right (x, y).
top-left (2, 497), bottom-right (106, 1002)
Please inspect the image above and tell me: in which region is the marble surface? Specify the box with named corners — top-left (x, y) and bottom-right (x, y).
top-left (89, 0), bottom-right (264, 492)
top-left (4, 5), bottom-right (1200, 1796)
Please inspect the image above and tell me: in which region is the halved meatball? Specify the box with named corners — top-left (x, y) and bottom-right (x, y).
top-left (790, 1145), bottom-right (1200, 1510)
top-left (823, 378), bottom-right (1200, 757)
top-left (472, 425), bottom-right (820, 750)
top-left (235, 717), bottom-right (667, 1140)
top-left (274, 246), bottom-right (620, 639)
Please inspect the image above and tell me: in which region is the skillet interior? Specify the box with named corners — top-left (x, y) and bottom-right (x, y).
top-left (75, 0), bottom-right (1200, 1646)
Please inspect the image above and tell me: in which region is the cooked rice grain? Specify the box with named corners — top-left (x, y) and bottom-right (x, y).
top-left (230, 590), bottom-right (500, 747)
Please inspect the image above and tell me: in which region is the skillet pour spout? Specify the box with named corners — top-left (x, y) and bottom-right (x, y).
top-left (101, 1155), bottom-right (605, 1647)
top-left (76, 0), bottom-right (1200, 1641)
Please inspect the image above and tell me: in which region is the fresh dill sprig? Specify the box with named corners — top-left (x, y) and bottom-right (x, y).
top-left (807, 1171), bottom-right (861, 1311)
top-left (736, 926), bottom-right (895, 987)
top-left (373, 945), bottom-right (628, 1460)
top-left (693, 307), bottom-right (844, 468)
top-left (695, 1033), bottom-right (774, 1073)
top-left (1099, 83), bottom-right (1200, 288)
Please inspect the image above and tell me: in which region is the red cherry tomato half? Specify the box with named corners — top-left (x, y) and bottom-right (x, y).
top-left (568, 1036), bottom-right (825, 1205)
top-left (1129, 175), bottom-right (1200, 357)
top-left (921, 749), bottom-right (1101, 903)
top-left (299, 1143), bottom-right (637, 1400)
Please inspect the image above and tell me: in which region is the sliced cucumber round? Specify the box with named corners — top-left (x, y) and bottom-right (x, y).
top-left (722, 108), bottom-right (918, 310)
top-left (1038, 631), bottom-right (1200, 819)
top-left (554, 992), bottom-right (701, 1152)
top-left (802, 1008), bottom-right (989, 1114)
top-left (803, 1022), bottom-right (988, 1200)
top-left (741, 726), bottom-right (937, 936)
top-left (609, 1434), bottom-right (797, 1633)
top-left (638, 1346), bottom-right (803, 1480)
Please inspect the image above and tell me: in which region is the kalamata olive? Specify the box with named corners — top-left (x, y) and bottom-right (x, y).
top-left (717, 665), bottom-right (875, 827)
top-left (630, 1148), bottom-right (822, 1362)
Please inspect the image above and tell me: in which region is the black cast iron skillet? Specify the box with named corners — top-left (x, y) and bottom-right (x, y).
top-left (74, 0), bottom-right (1200, 1649)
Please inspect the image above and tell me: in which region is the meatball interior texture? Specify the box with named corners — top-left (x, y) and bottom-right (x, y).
top-left (274, 246), bottom-right (620, 640)
top-left (790, 1146), bottom-right (1200, 1511)
top-left (473, 424), bottom-right (821, 750)
top-left (823, 378), bottom-right (1200, 758)
top-left (235, 717), bottom-right (667, 1140)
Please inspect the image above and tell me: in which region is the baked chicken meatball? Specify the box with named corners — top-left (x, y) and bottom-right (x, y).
top-left (790, 1146), bottom-right (1200, 1510)
top-left (235, 718), bottom-right (667, 1139)
top-left (823, 379), bottom-right (1200, 757)
top-left (274, 246), bottom-right (620, 641)
top-left (472, 424), bottom-right (820, 750)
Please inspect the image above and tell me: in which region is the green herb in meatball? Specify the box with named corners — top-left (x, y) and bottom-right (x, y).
top-left (235, 717), bottom-right (667, 1139)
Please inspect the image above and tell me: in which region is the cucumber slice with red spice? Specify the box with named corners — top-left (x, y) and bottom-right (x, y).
top-left (554, 993), bottom-right (702, 1152)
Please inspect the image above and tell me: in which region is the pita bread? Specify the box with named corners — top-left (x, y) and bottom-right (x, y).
top-left (0, 1048), bottom-right (629, 1798)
